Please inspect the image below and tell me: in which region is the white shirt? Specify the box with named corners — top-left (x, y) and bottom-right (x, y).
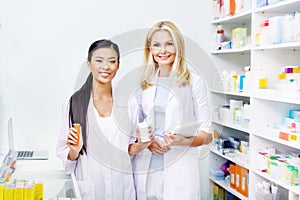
top-left (56, 96), bottom-right (135, 200)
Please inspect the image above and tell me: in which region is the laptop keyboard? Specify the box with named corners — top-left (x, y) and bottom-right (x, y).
top-left (17, 151), bottom-right (33, 158)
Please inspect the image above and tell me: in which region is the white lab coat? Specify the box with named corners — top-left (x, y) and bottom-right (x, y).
top-left (129, 73), bottom-right (212, 200)
top-left (56, 95), bottom-right (135, 200)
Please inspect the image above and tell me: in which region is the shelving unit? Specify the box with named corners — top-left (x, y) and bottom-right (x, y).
top-left (253, 170), bottom-right (300, 196)
top-left (212, 119), bottom-right (251, 134)
top-left (209, 0), bottom-right (300, 199)
top-left (252, 130), bottom-right (300, 150)
top-left (211, 90), bottom-right (251, 98)
top-left (211, 10), bottom-right (252, 25)
top-left (211, 47), bottom-right (251, 54)
top-left (209, 176), bottom-right (249, 200)
top-left (211, 148), bottom-right (250, 170)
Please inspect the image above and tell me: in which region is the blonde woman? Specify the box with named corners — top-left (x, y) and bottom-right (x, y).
top-left (128, 21), bottom-right (212, 200)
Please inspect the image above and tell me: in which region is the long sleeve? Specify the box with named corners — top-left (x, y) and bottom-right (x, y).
top-left (128, 88), bottom-right (144, 144)
top-left (56, 95), bottom-right (77, 174)
top-left (191, 74), bottom-right (212, 134)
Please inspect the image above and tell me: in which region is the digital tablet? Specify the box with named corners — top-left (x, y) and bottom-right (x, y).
top-left (171, 121), bottom-right (201, 138)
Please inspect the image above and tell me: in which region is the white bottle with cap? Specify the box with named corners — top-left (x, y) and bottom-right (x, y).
top-left (216, 25), bottom-right (225, 50)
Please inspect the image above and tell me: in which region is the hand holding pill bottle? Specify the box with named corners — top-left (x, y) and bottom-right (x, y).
top-left (73, 123), bottom-right (81, 145)
top-left (138, 121), bottom-right (151, 143)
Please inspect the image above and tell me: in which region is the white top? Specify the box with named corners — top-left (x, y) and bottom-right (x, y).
top-left (56, 96), bottom-right (135, 200)
top-left (149, 77), bottom-right (171, 170)
top-left (129, 73), bottom-right (212, 200)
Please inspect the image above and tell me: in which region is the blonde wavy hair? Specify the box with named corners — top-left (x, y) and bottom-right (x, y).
top-left (140, 21), bottom-right (191, 90)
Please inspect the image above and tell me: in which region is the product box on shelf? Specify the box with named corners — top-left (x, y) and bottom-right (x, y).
top-left (229, 163), bottom-right (249, 197)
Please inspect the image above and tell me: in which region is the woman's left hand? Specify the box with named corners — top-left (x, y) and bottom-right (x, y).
top-left (163, 132), bottom-right (186, 147)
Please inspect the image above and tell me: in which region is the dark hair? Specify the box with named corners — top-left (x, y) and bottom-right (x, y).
top-left (87, 39), bottom-right (120, 62)
top-left (69, 39), bottom-right (120, 155)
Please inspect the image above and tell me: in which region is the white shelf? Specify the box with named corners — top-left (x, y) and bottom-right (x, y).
top-left (211, 10), bottom-right (252, 24)
top-left (211, 89), bottom-right (251, 98)
top-left (213, 120), bottom-right (251, 134)
top-left (212, 90), bottom-right (300, 105)
top-left (254, 42), bottom-right (300, 51)
top-left (253, 170), bottom-right (300, 195)
top-left (252, 130), bottom-right (300, 150)
top-left (211, 148), bottom-right (250, 170)
top-left (211, 47), bottom-right (251, 54)
top-left (209, 176), bottom-right (249, 200)
top-left (255, 0), bottom-right (300, 14)
top-left (252, 94), bottom-right (300, 105)
top-left (210, 1), bottom-right (300, 199)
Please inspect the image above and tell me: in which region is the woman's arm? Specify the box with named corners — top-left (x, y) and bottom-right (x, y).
top-left (128, 142), bottom-right (151, 155)
top-left (164, 75), bottom-right (213, 147)
top-left (66, 127), bottom-right (83, 160)
top-left (56, 96), bottom-right (80, 173)
top-left (164, 131), bottom-right (212, 147)
top-left (128, 127), bottom-right (154, 155)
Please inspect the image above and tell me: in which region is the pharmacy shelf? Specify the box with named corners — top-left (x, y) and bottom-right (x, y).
top-left (211, 148), bottom-right (250, 170)
top-left (213, 120), bottom-right (251, 134)
top-left (252, 94), bottom-right (300, 105)
top-left (252, 130), bottom-right (300, 150)
top-left (209, 176), bottom-right (249, 200)
top-left (210, 1), bottom-right (300, 199)
top-left (211, 47), bottom-right (251, 54)
top-left (212, 89), bottom-right (300, 105)
top-left (255, 0), bottom-right (300, 14)
top-left (253, 170), bottom-right (300, 195)
top-left (254, 42), bottom-right (300, 51)
top-left (211, 89), bottom-right (251, 98)
top-left (211, 10), bottom-right (252, 24)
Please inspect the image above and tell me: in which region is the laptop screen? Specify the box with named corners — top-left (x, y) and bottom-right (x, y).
top-left (8, 118), bottom-right (15, 153)
top-left (6, 118), bottom-right (49, 160)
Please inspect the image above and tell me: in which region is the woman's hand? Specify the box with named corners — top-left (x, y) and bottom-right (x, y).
top-left (147, 138), bottom-right (171, 156)
top-left (136, 126), bottom-right (154, 148)
top-left (163, 132), bottom-right (187, 147)
top-left (128, 126), bottom-right (154, 155)
top-left (67, 127), bottom-right (83, 160)
top-left (163, 131), bottom-right (212, 147)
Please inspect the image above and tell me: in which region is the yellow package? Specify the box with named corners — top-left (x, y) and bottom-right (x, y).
top-left (14, 187), bottom-right (24, 200)
top-left (290, 133), bottom-right (297, 141)
top-left (34, 181), bottom-right (44, 200)
top-left (293, 67), bottom-right (300, 73)
top-left (259, 78), bottom-right (267, 88)
top-left (3, 186), bottom-right (14, 200)
top-left (277, 73), bottom-right (286, 79)
top-left (0, 183), bottom-right (4, 200)
top-left (24, 184), bottom-right (34, 200)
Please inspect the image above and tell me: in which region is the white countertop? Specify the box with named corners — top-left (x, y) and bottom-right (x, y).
top-left (1, 150), bottom-right (81, 200)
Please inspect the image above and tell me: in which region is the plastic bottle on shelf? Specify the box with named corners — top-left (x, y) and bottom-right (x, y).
top-left (291, 168), bottom-right (299, 186)
top-left (216, 25), bottom-right (225, 50)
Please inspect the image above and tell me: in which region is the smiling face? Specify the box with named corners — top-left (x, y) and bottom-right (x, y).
top-left (87, 47), bottom-right (119, 85)
top-left (149, 30), bottom-right (176, 68)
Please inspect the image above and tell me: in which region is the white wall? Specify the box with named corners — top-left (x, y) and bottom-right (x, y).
top-left (0, 0), bottom-right (212, 196)
top-left (0, 0), bottom-right (211, 149)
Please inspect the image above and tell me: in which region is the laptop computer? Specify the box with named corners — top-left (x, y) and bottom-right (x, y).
top-left (8, 118), bottom-right (49, 160)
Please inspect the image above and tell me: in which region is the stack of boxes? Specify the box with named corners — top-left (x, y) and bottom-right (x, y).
top-left (213, 0), bottom-right (252, 20)
top-left (256, 146), bottom-right (300, 187)
top-left (277, 66), bottom-right (300, 99)
top-left (213, 132), bottom-right (250, 198)
top-left (255, 10), bottom-right (300, 46)
top-left (213, 183), bottom-right (240, 200)
top-left (215, 98), bottom-right (251, 128)
top-left (229, 164), bottom-right (249, 197)
top-left (279, 109), bottom-right (300, 143)
top-left (0, 179), bottom-right (44, 200)
top-left (0, 152), bottom-right (44, 200)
